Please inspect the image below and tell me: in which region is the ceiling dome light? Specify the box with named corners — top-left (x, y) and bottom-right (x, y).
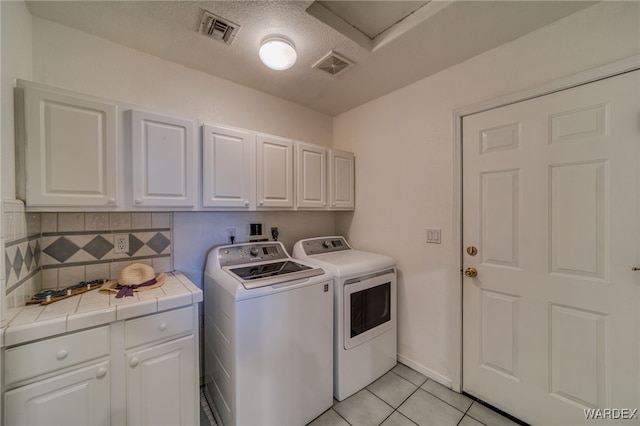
top-left (259, 37), bottom-right (297, 70)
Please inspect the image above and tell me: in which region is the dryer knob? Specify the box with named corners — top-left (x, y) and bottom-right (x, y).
top-left (249, 246), bottom-right (260, 256)
top-left (323, 240), bottom-right (331, 248)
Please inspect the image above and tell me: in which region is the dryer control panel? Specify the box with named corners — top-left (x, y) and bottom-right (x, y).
top-left (299, 237), bottom-right (351, 255)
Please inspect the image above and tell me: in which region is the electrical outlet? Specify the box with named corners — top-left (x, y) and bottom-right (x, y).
top-left (114, 234), bottom-right (129, 253)
top-left (227, 227), bottom-right (236, 243)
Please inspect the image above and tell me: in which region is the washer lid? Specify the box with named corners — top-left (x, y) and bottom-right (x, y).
top-left (225, 260), bottom-right (325, 289)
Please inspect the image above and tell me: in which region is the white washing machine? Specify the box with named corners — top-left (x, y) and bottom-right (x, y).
top-left (204, 241), bottom-right (334, 426)
top-left (293, 236), bottom-right (397, 401)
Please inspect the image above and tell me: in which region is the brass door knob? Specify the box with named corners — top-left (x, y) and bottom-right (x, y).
top-left (464, 267), bottom-right (478, 278)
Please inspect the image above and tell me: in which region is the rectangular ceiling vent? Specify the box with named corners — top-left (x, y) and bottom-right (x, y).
top-left (312, 51), bottom-right (354, 76)
top-left (198, 11), bottom-right (240, 45)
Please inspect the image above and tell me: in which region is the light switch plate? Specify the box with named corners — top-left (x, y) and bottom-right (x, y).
top-left (426, 228), bottom-right (441, 244)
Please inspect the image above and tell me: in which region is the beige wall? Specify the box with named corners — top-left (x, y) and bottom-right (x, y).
top-left (333, 1), bottom-right (640, 386)
top-left (29, 16), bottom-right (333, 148)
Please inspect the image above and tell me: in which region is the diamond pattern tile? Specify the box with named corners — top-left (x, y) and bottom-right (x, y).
top-left (24, 244), bottom-right (33, 271)
top-left (34, 240), bottom-right (41, 265)
top-left (6, 214), bottom-right (173, 296)
top-left (147, 232), bottom-right (170, 254)
top-left (40, 230), bottom-right (171, 266)
top-left (4, 236), bottom-right (42, 294)
top-left (12, 249), bottom-right (23, 279)
top-left (43, 236), bottom-right (80, 263)
top-left (5, 252), bottom-right (11, 282)
top-left (129, 234), bottom-right (145, 255)
top-left (83, 235), bottom-right (113, 259)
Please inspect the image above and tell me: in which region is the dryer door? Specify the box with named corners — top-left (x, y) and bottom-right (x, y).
top-left (343, 269), bottom-right (396, 350)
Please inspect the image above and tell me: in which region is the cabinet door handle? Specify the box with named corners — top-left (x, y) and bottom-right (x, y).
top-left (130, 357), bottom-right (139, 368)
top-left (107, 197), bottom-right (117, 204)
top-left (56, 350), bottom-right (68, 360)
top-left (244, 201), bottom-right (250, 207)
top-left (259, 200), bottom-right (264, 206)
top-left (95, 367), bottom-right (108, 379)
top-left (134, 198), bottom-right (142, 205)
top-left (159, 323), bottom-right (168, 332)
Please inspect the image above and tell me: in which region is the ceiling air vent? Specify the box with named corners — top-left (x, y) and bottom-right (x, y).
top-left (312, 51), bottom-right (354, 76)
top-left (198, 11), bottom-right (240, 45)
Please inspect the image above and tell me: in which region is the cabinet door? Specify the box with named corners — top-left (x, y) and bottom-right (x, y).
top-left (130, 110), bottom-right (197, 207)
top-left (22, 85), bottom-right (118, 207)
top-left (296, 143), bottom-right (327, 209)
top-left (4, 360), bottom-right (110, 426)
top-left (202, 124), bottom-right (255, 209)
top-left (256, 134), bottom-right (294, 209)
top-left (329, 150), bottom-right (355, 210)
top-left (126, 335), bottom-right (198, 426)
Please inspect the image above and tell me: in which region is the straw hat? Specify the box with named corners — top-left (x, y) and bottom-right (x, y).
top-left (100, 263), bottom-right (166, 298)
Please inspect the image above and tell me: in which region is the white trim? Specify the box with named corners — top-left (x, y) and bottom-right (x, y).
top-left (451, 55), bottom-right (640, 394)
top-left (397, 353), bottom-right (452, 389)
top-left (455, 55), bottom-right (640, 118)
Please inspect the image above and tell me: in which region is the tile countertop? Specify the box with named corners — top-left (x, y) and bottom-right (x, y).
top-left (1, 272), bottom-right (203, 348)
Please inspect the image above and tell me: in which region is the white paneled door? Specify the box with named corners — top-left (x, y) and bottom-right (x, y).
top-left (462, 71), bottom-right (640, 425)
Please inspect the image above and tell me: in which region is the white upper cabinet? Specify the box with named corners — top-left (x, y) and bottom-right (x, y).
top-left (256, 134), bottom-right (294, 209)
top-left (20, 83), bottom-right (118, 207)
top-left (129, 110), bottom-right (197, 208)
top-left (329, 150), bottom-right (355, 210)
top-left (296, 143), bottom-right (327, 209)
top-left (16, 81), bottom-right (355, 212)
top-left (202, 124), bottom-right (255, 209)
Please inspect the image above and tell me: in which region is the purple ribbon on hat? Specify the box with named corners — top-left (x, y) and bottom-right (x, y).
top-left (115, 278), bottom-right (158, 298)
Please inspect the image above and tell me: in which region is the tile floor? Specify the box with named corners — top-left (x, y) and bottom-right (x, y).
top-left (200, 363), bottom-right (523, 426)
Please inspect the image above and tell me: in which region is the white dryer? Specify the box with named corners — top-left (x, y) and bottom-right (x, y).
top-left (293, 236), bottom-right (397, 401)
top-left (204, 241), bottom-right (334, 426)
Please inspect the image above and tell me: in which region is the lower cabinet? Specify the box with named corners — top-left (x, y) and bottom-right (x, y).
top-left (4, 360), bottom-right (111, 426)
top-left (126, 334), bottom-right (197, 426)
top-left (3, 305), bottom-right (199, 426)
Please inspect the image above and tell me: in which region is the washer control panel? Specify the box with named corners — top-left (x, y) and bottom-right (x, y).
top-left (299, 237), bottom-right (351, 255)
top-left (218, 242), bottom-right (288, 266)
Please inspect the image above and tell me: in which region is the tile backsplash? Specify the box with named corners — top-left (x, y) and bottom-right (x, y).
top-left (2, 200), bottom-right (41, 324)
top-left (40, 212), bottom-right (172, 289)
top-left (2, 203), bottom-right (173, 325)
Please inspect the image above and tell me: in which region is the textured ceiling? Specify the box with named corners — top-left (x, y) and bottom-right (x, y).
top-left (25, 1), bottom-right (597, 116)
top-left (317, 1), bottom-right (429, 39)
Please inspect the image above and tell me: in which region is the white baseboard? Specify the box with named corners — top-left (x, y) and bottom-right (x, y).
top-left (397, 353), bottom-right (453, 389)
